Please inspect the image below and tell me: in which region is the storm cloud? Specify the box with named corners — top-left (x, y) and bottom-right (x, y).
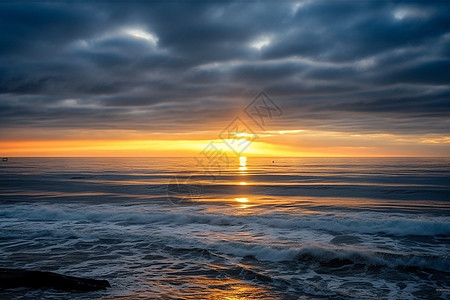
top-left (0, 0), bottom-right (449, 136)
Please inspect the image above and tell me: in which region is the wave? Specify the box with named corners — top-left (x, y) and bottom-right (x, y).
top-left (1, 204), bottom-right (449, 237)
top-left (150, 239), bottom-right (450, 273)
top-left (259, 214), bottom-right (450, 236)
top-left (211, 242), bottom-right (450, 273)
top-left (4, 204), bottom-right (446, 271)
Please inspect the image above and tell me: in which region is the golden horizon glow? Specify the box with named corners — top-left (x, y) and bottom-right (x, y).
top-left (0, 130), bottom-right (449, 157)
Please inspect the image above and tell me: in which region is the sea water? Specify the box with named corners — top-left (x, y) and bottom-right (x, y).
top-left (0, 157), bottom-right (449, 299)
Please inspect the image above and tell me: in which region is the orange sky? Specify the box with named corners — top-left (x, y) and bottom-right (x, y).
top-left (1, 129), bottom-right (449, 157)
top-left (1, 2), bottom-right (449, 158)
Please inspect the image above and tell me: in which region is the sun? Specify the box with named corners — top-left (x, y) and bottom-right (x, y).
top-left (239, 156), bottom-right (247, 171)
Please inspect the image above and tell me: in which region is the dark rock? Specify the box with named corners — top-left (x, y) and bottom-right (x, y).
top-left (0, 268), bottom-right (111, 292)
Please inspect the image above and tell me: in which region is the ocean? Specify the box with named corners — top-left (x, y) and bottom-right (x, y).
top-left (0, 157), bottom-right (449, 299)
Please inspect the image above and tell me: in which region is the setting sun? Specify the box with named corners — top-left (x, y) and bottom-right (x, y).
top-left (235, 197), bottom-right (249, 203)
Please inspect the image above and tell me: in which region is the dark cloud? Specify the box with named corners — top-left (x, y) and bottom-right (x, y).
top-left (0, 1), bottom-right (449, 136)
top-left (378, 59), bottom-right (450, 85)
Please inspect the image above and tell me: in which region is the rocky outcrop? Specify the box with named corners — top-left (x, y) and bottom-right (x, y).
top-left (0, 268), bottom-right (111, 292)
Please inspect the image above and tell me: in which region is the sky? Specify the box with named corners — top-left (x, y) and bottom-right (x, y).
top-left (0, 0), bottom-right (449, 157)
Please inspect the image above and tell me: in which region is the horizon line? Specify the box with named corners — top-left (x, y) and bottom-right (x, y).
top-left (2, 156), bottom-right (449, 159)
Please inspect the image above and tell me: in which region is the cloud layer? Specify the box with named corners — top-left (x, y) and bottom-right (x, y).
top-left (0, 1), bottom-right (449, 140)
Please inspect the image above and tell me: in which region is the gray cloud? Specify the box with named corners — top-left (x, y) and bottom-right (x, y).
top-left (0, 1), bottom-right (449, 136)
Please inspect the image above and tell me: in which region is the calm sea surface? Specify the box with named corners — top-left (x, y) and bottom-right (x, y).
top-left (0, 157), bottom-right (449, 299)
